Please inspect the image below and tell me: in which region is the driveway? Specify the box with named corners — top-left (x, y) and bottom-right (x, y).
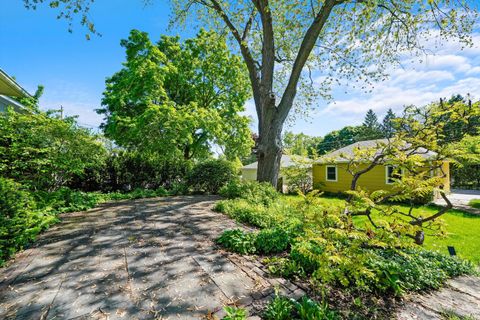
top-left (0, 196), bottom-right (303, 320)
top-left (434, 189), bottom-right (480, 214)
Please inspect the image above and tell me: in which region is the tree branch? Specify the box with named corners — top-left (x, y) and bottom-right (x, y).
top-left (277, 0), bottom-right (340, 122)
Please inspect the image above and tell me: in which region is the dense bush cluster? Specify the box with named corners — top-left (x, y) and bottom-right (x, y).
top-left (0, 178), bottom-right (57, 264)
top-left (214, 183), bottom-right (476, 317)
top-left (216, 227), bottom-right (291, 255)
top-left (219, 180), bottom-right (278, 205)
top-left (187, 159), bottom-right (237, 194)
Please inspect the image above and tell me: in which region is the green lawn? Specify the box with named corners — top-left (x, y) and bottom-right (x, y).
top-left (468, 199), bottom-right (480, 209)
top-left (281, 195), bottom-right (480, 264)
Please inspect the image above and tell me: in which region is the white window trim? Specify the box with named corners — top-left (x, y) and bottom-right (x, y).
top-left (326, 165), bottom-right (338, 182)
top-left (385, 166), bottom-right (404, 185)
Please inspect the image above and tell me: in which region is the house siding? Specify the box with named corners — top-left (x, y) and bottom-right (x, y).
top-left (313, 162), bottom-right (450, 195)
top-left (241, 168), bottom-right (257, 182)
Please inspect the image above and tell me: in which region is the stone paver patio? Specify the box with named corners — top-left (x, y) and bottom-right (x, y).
top-left (1, 196), bottom-right (478, 320)
top-left (0, 196), bottom-right (304, 320)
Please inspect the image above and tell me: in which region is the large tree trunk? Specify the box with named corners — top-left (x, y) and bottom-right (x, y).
top-left (256, 100), bottom-right (285, 186)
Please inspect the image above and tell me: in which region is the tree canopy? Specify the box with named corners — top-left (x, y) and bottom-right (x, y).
top-left (98, 29), bottom-right (253, 161)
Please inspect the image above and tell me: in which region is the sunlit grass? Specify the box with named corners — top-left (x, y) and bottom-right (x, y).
top-left (468, 199), bottom-right (480, 209)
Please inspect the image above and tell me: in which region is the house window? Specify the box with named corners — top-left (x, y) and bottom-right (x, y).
top-left (326, 165), bottom-right (337, 182)
top-left (386, 166), bottom-right (403, 184)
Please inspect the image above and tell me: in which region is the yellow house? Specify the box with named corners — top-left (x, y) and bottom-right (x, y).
top-left (313, 139), bottom-right (450, 196)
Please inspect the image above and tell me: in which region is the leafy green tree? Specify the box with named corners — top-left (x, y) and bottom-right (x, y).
top-left (437, 95), bottom-right (480, 144)
top-left (282, 131), bottom-right (322, 157)
top-left (449, 135), bottom-right (480, 189)
top-left (24, 0), bottom-right (479, 186)
top-left (317, 126), bottom-right (362, 155)
top-left (381, 108), bottom-right (397, 138)
top-left (0, 108), bottom-right (106, 191)
top-left (98, 29), bottom-right (253, 161)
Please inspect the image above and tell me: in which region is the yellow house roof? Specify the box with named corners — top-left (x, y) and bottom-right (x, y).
top-left (318, 139), bottom-right (438, 163)
top-left (0, 68), bottom-right (31, 98)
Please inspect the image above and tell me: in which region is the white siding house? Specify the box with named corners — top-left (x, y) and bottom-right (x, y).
top-left (241, 155), bottom-right (310, 192)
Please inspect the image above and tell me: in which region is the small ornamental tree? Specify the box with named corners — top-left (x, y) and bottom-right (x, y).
top-left (281, 156), bottom-right (313, 194)
top-left (330, 99), bottom-right (480, 244)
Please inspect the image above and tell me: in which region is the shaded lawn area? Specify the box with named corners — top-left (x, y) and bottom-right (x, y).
top-left (282, 195), bottom-right (480, 265)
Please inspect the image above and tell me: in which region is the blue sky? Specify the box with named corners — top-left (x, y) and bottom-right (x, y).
top-left (1, 1), bottom-right (480, 136)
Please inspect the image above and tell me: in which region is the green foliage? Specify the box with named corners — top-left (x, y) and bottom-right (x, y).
top-left (100, 151), bottom-right (191, 192)
top-left (0, 108), bottom-right (107, 191)
top-left (214, 199), bottom-right (273, 228)
top-left (264, 294), bottom-right (338, 320)
top-left (281, 159), bottom-right (313, 194)
top-left (99, 29), bottom-right (252, 162)
top-left (215, 194), bottom-right (476, 297)
top-left (0, 178), bottom-right (57, 265)
top-left (450, 135), bottom-right (480, 189)
top-left (317, 126), bottom-right (362, 155)
top-left (367, 248), bottom-right (476, 294)
top-left (283, 131), bottom-right (322, 157)
top-left (381, 108), bottom-right (397, 138)
top-left (263, 257), bottom-right (305, 279)
top-left (187, 159), bottom-right (237, 194)
top-left (222, 306), bottom-right (247, 320)
top-left (263, 295), bottom-right (296, 320)
top-left (296, 296), bottom-right (339, 320)
top-left (357, 109), bottom-right (383, 141)
top-left (216, 229), bottom-right (256, 255)
top-left (219, 180), bottom-right (278, 206)
top-left (255, 228), bottom-right (290, 254)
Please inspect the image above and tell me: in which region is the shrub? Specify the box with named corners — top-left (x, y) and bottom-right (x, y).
top-left (255, 227), bottom-right (290, 254)
top-left (219, 180), bottom-right (278, 206)
top-left (367, 248), bottom-right (476, 294)
top-left (222, 306), bottom-right (247, 320)
top-left (263, 257), bottom-right (306, 279)
top-left (263, 295), bottom-right (296, 320)
top-left (33, 188), bottom-right (106, 213)
top-left (187, 159), bottom-right (237, 194)
top-left (289, 241), bottom-right (324, 274)
top-left (0, 178), bottom-right (57, 264)
top-left (214, 199), bottom-right (274, 229)
top-left (216, 229), bottom-right (257, 254)
top-left (264, 294), bottom-right (339, 320)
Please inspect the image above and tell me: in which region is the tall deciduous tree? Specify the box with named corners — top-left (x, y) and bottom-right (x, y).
top-left (23, 0), bottom-right (479, 185)
top-left (98, 29), bottom-right (253, 161)
top-left (282, 131), bottom-right (322, 157)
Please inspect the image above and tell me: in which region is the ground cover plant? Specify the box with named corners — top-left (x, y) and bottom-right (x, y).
top-left (214, 181), bottom-right (477, 318)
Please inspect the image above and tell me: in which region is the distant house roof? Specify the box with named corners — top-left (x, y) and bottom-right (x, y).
top-left (242, 154), bottom-right (310, 169)
top-left (320, 139), bottom-right (438, 163)
top-left (0, 68), bottom-right (31, 98)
